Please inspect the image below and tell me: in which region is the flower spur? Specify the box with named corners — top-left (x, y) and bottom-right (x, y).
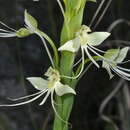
top-left (102, 47), bottom-right (130, 80)
top-left (58, 25), bottom-right (110, 78)
top-left (0, 67), bottom-right (76, 120)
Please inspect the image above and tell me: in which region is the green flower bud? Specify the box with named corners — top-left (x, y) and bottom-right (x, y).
top-left (16, 28), bottom-right (32, 38)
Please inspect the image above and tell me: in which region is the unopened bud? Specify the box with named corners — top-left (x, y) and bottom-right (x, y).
top-left (16, 28), bottom-right (32, 38)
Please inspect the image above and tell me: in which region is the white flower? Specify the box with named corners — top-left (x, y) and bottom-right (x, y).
top-left (58, 25), bottom-right (110, 78)
top-left (23, 10), bottom-right (55, 66)
top-left (102, 47), bottom-right (130, 80)
top-left (0, 67), bottom-right (76, 120)
top-left (0, 10), bottom-right (55, 67)
top-left (0, 10), bottom-right (38, 38)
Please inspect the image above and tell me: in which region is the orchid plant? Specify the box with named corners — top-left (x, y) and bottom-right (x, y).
top-left (0, 0), bottom-right (130, 130)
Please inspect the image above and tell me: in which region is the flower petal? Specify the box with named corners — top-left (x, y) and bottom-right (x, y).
top-left (39, 91), bottom-right (50, 105)
top-left (8, 91), bottom-right (44, 101)
top-left (115, 47), bottom-right (129, 63)
top-left (58, 37), bottom-right (80, 52)
top-left (86, 32), bottom-right (110, 46)
top-left (44, 67), bottom-right (55, 77)
top-left (112, 68), bottom-right (130, 81)
top-left (115, 68), bottom-right (130, 77)
top-left (84, 47), bottom-right (100, 68)
top-left (55, 82), bottom-right (76, 96)
top-left (103, 49), bottom-right (119, 61)
top-left (24, 10), bottom-right (38, 29)
top-left (0, 33), bottom-right (16, 37)
top-left (0, 29), bottom-right (13, 33)
top-left (0, 21), bottom-right (16, 31)
top-left (117, 66), bottom-right (130, 72)
top-left (27, 77), bottom-right (48, 90)
top-left (0, 92), bottom-right (44, 107)
top-left (102, 61), bottom-right (114, 79)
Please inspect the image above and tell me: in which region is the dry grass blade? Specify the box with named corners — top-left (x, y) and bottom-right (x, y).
top-left (107, 19), bottom-right (130, 32)
top-left (89, 0), bottom-right (106, 28)
top-left (99, 79), bottom-right (125, 130)
top-left (93, 0), bottom-right (112, 30)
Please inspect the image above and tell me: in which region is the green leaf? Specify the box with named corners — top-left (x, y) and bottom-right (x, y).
top-left (24, 10), bottom-right (38, 29)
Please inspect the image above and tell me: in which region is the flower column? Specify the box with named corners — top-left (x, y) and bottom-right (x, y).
top-left (53, 0), bottom-right (96, 130)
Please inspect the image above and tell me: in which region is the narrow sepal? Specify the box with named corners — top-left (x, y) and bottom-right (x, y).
top-left (27, 77), bottom-right (48, 90)
top-left (58, 37), bottom-right (80, 52)
top-left (24, 10), bottom-right (38, 29)
top-left (115, 47), bottom-right (129, 63)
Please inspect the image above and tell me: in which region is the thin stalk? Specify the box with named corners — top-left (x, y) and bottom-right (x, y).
top-left (37, 30), bottom-right (59, 67)
top-left (93, 0), bottom-right (112, 30)
top-left (99, 79), bottom-right (124, 130)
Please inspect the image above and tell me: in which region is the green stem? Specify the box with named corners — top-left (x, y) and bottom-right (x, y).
top-left (53, 1), bottom-right (86, 130)
top-left (37, 30), bottom-right (59, 67)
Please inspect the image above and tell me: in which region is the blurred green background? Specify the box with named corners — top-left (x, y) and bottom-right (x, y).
top-left (0, 0), bottom-right (130, 130)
